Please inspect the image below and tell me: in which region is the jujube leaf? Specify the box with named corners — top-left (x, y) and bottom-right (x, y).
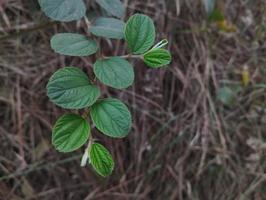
top-left (47, 67), bottom-right (100, 109)
top-left (90, 17), bottom-right (125, 39)
top-left (125, 14), bottom-right (155, 54)
top-left (90, 98), bottom-right (132, 138)
top-left (95, 0), bottom-right (125, 18)
top-left (51, 33), bottom-right (98, 56)
top-left (144, 49), bottom-right (171, 68)
top-left (89, 143), bottom-right (114, 177)
top-left (38, 0), bottom-right (86, 22)
top-left (93, 57), bottom-right (134, 89)
top-left (52, 114), bottom-right (90, 152)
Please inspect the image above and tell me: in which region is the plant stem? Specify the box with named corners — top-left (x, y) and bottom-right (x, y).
top-left (82, 108), bottom-right (90, 118)
top-left (0, 21), bottom-right (58, 41)
top-left (84, 16), bottom-right (91, 30)
top-left (103, 54), bottom-right (143, 59)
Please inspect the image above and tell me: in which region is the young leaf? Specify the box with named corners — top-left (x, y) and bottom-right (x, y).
top-left (125, 14), bottom-right (155, 55)
top-left (95, 0), bottom-right (125, 18)
top-left (52, 114), bottom-right (90, 152)
top-left (89, 143), bottom-right (114, 177)
top-left (90, 98), bottom-right (132, 138)
top-left (144, 49), bottom-right (171, 68)
top-left (152, 39), bottom-right (168, 50)
top-left (38, 0), bottom-right (86, 22)
top-left (47, 67), bottom-right (100, 109)
top-left (90, 17), bottom-right (125, 39)
top-left (51, 33), bottom-right (98, 56)
top-left (93, 57), bottom-right (134, 89)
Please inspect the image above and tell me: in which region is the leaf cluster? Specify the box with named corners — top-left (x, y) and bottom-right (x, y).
top-left (38, 0), bottom-right (172, 177)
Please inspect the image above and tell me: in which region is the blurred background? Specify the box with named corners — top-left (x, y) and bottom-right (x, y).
top-left (0, 0), bottom-right (266, 199)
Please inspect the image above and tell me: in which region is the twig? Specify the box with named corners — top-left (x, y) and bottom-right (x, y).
top-left (103, 54), bottom-right (142, 59)
top-left (0, 21), bottom-right (58, 41)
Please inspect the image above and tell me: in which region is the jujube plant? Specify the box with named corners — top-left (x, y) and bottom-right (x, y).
top-left (38, 0), bottom-right (172, 177)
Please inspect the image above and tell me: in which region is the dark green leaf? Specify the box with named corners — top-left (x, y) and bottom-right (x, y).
top-left (93, 57), bottom-right (134, 89)
top-left (38, 0), bottom-right (86, 22)
top-left (47, 67), bottom-right (100, 109)
top-left (52, 114), bottom-right (90, 152)
top-left (125, 14), bottom-right (155, 54)
top-left (89, 143), bottom-right (114, 177)
top-left (51, 33), bottom-right (98, 56)
top-left (95, 0), bottom-right (125, 18)
top-left (144, 49), bottom-right (171, 68)
top-left (90, 98), bottom-right (132, 138)
top-left (90, 17), bottom-right (125, 39)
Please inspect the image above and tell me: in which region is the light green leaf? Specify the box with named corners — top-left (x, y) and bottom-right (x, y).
top-left (125, 14), bottom-right (155, 55)
top-left (93, 57), bottom-right (134, 89)
top-left (217, 86), bottom-right (235, 106)
top-left (38, 0), bottom-right (86, 22)
top-left (89, 143), bottom-right (114, 177)
top-left (52, 114), bottom-right (90, 152)
top-left (90, 17), bottom-right (125, 39)
top-left (144, 49), bottom-right (171, 68)
top-left (95, 0), bottom-right (125, 18)
top-left (51, 33), bottom-right (98, 56)
top-left (47, 67), bottom-right (100, 109)
top-left (90, 98), bottom-right (132, 138)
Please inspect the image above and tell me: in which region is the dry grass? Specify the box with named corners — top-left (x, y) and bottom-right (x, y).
top-left (0, 0), bottom-right (266, 199)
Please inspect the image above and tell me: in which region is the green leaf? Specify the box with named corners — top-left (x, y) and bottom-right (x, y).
top-left (47, 67), bottom-right (100, 109)
top-left (125, 14), bottom-right (156, 55)
top-left (208, 9), bottom-right (225, 22)
top-left (95, 0), bottom-right (125, 18)
top-left (90, 17), bottom-right (125, 39)
top-left (51, 33), bottom-right (98, 56)
top-left (89, 143), bottom-right (114, 177)
top-left (144, 49), bottom-right (171, 68)
top-left (38, 0), bottom-right (86, 22)
top-left (217, 86), bottom-right (235, 106)
top-left (90, 98), bottom-right (132, 138)
top-left (52, 114), bottom-right (90, 152)
top-left (93, 57), bottom-right (134, 89)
